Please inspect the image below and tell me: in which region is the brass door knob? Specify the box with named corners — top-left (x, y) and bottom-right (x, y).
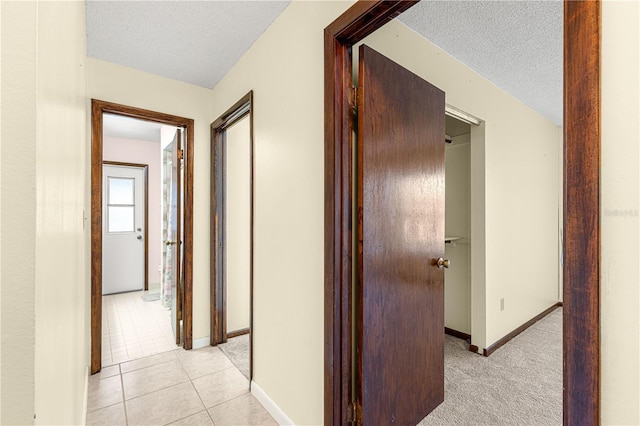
top-left (165, 240), bottom-right (177, 246)
top-left (436, 258), bottom-right (450, 269)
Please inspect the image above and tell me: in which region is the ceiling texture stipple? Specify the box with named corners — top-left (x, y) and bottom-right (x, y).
top-left (86, 1), bottom-right (562, 126)
top-left (86, 0), bottom-right (291, 89)
top-left (399, 1), bottom-right (563, 125)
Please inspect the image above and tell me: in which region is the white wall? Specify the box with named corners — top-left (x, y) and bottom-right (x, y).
top-left (361, 20), bottom-right (561, 351)
top-left (445, 134), bottom-right (471, 334)
top-left (601, 1), bottom-right (640, 424)
top-left (1, 1), bottom-right (88, 424)
top-left (104, 136), bottom-right (162, 286)
top-left (87, 58), bottom-right (213, 343)
top-left (225, 116), bottom-right (251, 333)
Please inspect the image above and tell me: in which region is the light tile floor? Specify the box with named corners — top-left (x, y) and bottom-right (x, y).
top-left (87, 346), bottom-right (276, 426)
top-left (102, 291), bottom-right (179, 366)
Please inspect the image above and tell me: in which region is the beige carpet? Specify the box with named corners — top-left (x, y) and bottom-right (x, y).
top-left (419, 308), bottom-right (562, 425)
top-left (218, 334), bottom-right (250, 380)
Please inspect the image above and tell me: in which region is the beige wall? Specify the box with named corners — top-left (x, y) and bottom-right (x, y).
top-left (87, 58), bottom-right (214, 344)
top-left (34, 2), bottom-right (88, 422)
top-left (225, 116), bottom-right (251, 333)
top-left (1, 1), bottom-right (88, 424)
top-left (1, 2), bottom-right (38, 423)
top-left (361, 20), bottom-right (562, 351)
top-left (208, 1), bottom-right (354, 422)
top-left (0, 4), bottom-right (2, 419)
top-left (445, 134), bottom-right (472, 334)
top-left (601, 1), bottom-right (640, 424)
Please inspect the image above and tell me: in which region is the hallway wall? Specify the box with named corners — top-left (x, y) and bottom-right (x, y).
top-left (208, 1), bottom-right (354, 423)
top-left (601, 1), bottom-right (640, 424)
top-left (87, 58), bottom-right (213, 344)
top-left (1, 1), bottom-right (89, 424)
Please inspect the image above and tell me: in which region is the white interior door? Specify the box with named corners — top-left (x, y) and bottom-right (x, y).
top-left (103, 164), bottom-right (145, 295)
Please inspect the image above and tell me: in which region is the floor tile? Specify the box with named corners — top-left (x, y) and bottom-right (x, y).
top-left (87, 375), bottom-right (123, 412)
top-left (90, 364), bottom-right (120, 380)
top-left (122, 359), bottom-right (189, 400)
top-left (126, 382), bottom-right (205, 426)
top-left (102, 290), bottom-right (178, 365)
top-left (192, 367), bottom-right (249, 408)
top-left (176, 346), bottom-right (233, 380)
top-left (208, 394), bottom-right (277, 425)
top-left (120, 350), bottom-right (177, 374)
top-left (86, 402), bottom-right (126, 426)
top-left (167, 410), bottom-right (214, 426)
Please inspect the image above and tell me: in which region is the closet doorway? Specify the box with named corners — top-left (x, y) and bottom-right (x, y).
top-left (91, 100), bottom-right (194, 374)
top-left (210, 92), bottom-right (254, 382)
top-left (443, 114), bottom-right (474, 342)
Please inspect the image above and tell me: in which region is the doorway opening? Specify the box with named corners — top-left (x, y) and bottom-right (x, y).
top-left (324, 1), bottom-right (600, 425)
top-left (210, 92), bottom-right (254, 383)
top-left (443, 114), bottom-right (474, 343)
top-left (91, 100), bottom-right (195, 374)
top-left (101, 159), bottom-right (179, 366)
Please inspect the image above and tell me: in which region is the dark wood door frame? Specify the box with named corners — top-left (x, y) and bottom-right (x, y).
top-left (91, 99), bottom-right (195, 374)
top-left (210, 92), bottom-right (254, 380)
top-left (102, 161), bottom-right (149, 291)
top-left (324, 1), bottom-right (600, 425)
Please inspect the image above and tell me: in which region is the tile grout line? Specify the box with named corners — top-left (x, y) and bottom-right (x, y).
top-left (118, 364), bottom-right (130, 426)
top-left (121, 372), bottom-right (190, 401)
top-left (89, 342), bottom-right (264, 425)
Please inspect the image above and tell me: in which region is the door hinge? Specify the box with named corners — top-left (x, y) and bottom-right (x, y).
top-left (347, 402), bottom-right (362, 424)
top-left (349, 86), bottom-right (358, 114)
top-left (177, 149), bottom-right (184, 160)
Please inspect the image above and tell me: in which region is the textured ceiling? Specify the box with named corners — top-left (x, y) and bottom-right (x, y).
top-left (399, 1), bottom-right (563, 125)
top-left (86, 1), bottom-right (562, 126)
top-left (86, 1), bottom-right (290, 89)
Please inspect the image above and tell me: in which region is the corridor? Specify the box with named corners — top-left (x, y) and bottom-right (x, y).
top-left (87, 346), bottom-right (275, 425)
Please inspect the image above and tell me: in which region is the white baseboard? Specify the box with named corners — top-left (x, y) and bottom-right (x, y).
top-left (83, 366), bottom-right (89, 425)
top-left (251, 380), bottom-right (294, 425)
top-left (192, 336), bottom-right (210, 349)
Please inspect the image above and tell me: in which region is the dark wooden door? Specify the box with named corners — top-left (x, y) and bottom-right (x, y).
top-left (357, 45), bottom-right (445, 425)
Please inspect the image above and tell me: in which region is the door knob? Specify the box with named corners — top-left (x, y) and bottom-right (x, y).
top-left (436, 258), bottom-right (450, 269)
top-left (137, 235), bottom-right (142, 240)
top-left (165, 240), bottom-right (177, 246)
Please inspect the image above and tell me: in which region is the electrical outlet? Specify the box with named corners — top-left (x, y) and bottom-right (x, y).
top-left (500, 298), bottom-right (505, 311)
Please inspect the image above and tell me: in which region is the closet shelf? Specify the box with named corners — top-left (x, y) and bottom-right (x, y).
top-left (445, 237), bottom-right (462, 243)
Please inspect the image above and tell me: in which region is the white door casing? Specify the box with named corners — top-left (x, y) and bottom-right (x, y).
top-left (102, 164), bottom-right (145, 295)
